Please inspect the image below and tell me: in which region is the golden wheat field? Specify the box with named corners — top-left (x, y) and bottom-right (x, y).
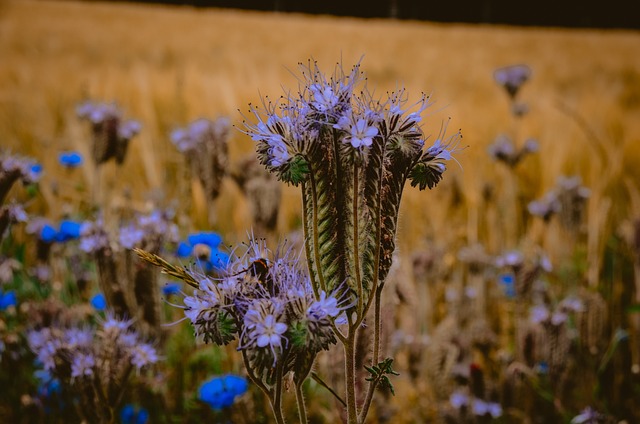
top-left (2, 0), bottom-right (640, 422)
top-left (2, 0), bottom-right (639, 247)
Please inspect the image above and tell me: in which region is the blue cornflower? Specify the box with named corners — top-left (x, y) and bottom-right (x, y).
top-left (39, 220), bottom-right (83, 243)
top-left (120, 404), bottom-right (149, 424)
top-left (199, 375), bottom-right (248, 410)
top-left (176, 232), bottom-right (228, 272)
top-left (57, 220), bottom-right (82, 241)
top-left (90, 293), bottom-right (107, 311)
top-left (162, 282), bottom-right (181, 296)
top-left (58, 151), bottom-right (83, 168)
top-left (499, 274), bottom-right (516, 298)
top-left (0, 289), bottom-right (17, 311)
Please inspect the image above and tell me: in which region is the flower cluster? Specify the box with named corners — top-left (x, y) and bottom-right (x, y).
top-left (28, 314), bottom-right (159, 377)
top-left (76, 100), bottom-right (141, 165)
top-left (243, 60), bottom-right (457, 190)
top-left (0, 153), bottom-right (41, 204)
top-left (177, 237), bottom-right (346, 379)
top-left (27, 314), bottom-right (158, 421)
top-left (198, 374), bottom-right (248, 410)
top-left (493, 64), bottom-right (532, 99)
top-left (487, 134), bottom-right (538, 167)
top-left (119, 209), bottom-right (179, 251)
top-left (243, 60), bottom-right (459, 307)
top-left (170, 117), bottom-right (230, 203)
top-left (528, 175), bottom-right (590, 230)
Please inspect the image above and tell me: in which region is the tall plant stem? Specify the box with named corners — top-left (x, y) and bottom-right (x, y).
top-left (358, 285), bottom-right (383, 423)
top-left (295, 382), bottom-right (308, 424)
top-left (352, 165), bottom-right (363, 315)
top-left (344, 332), bottom-right (358, 424)
top-left (271, 359), bottom-right (287, 424)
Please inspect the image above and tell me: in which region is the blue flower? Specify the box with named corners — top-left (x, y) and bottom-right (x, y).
top-left (0, 290), bottom-right (17, 311)
top-left (57, 220), bottom-right (82, 241)
top-left (499, 274), bottom-right (516, 298)
top-left (176, 232), bottom-right (228, 272)
top-left (120, 404), bottom-right (149, 424)
top-left (162, 283), bottom-right (181, 296)
top-left (199, 375), bottom-right (248, 410)
top-left (58, 151), bottom-right (83, 168)
top-left (40, 224), bottom-right (58, 243)
top-left (39, 220), bottom-right (83, 243)
top-left (187, 232), bottom-right (222, 249)
top-left (90, 293), bottom-right (107, 311)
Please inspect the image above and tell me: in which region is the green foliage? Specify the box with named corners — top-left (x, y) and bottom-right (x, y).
top-left (365, 358), bottom-right (400, 396)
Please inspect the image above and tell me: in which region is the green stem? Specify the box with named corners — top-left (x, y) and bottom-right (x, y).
top-left (295, 382), bottom-right (308, 424)
top-left (353, 164), bottom-right (363, 316)
top-left (358, 285), bottom-right (383, 423)
top-left (272, 358), bottom-right (286, 424)
top-left (311, 372), bottom-right (347, 407)
top-left (344, 335), bottom-right (358, 424)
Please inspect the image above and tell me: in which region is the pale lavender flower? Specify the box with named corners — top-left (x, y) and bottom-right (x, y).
top-left (250, 313), bottom-right (287, 355)
top-left (64, 328), bottom-right (93, 349)
top-left (528, 192), bottom-right (561, 220)
top-left (472, 399), bottom-right (503, 418)
top-left (70, 352), bottom-right (96, 379)
top-left (266, 135), bottom-right (290, 166)
top-left (131, 343), bottom-right (159, 370)
top-left (307, 291), bottom-right (341, 320)
top-left (530, 305), bottom-right (550, 324)
top-left (450, 390), bottom-right (469, 409)
top-left (551, 311), bottom-right (568, 326)
top-left (571, 407), bottom-right (604, 424)
top-left (494, 64), bottom-right (532, 98)
top-left (495, 250), bottom-right (524, 268)
top-left (309, 83), bottom-right (340, 113)
top-left (118, 120), bottom-right (141, 140)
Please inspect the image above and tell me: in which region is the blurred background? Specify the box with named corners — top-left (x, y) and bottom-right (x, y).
top-left (1, 0), bottom-right (639, 422)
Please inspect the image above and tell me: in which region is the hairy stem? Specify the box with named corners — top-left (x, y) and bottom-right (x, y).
top-left (358, 285), bottom-right (383, 423)
top-left (344, 334), bottom-right (358, 424)
top-left (295, 382), bottom-right (308, 424)
top-left (353, 164), bottom-right (363, 316)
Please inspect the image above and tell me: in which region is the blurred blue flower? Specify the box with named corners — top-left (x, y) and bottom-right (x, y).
top-left (0, 289), bottom-right (17, 311)
top-left (535, 361), bottom-right (549, 375)
top-left (499, 274), bottom-right (516, 298)
top-left (30, 163), bottom-right (43, 177)
top-left (176, 231), bottom-right (228, 272)
top-left (39, 220), bottom-right (82, 243)
top-left (90, 293), bottom-right (107, 311)
top-left (57, 220), bottom-right (82, 241)
top-left (187, 232), bottom-right (222, 249)
top-left (162, 282), bottom-right (181, 296)
top-left (199, 374), bottom-right (248, 410)
top-left (58, 151), bottom-right (83, 168)
top-left (120, 404), bottom-right (149, 424)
